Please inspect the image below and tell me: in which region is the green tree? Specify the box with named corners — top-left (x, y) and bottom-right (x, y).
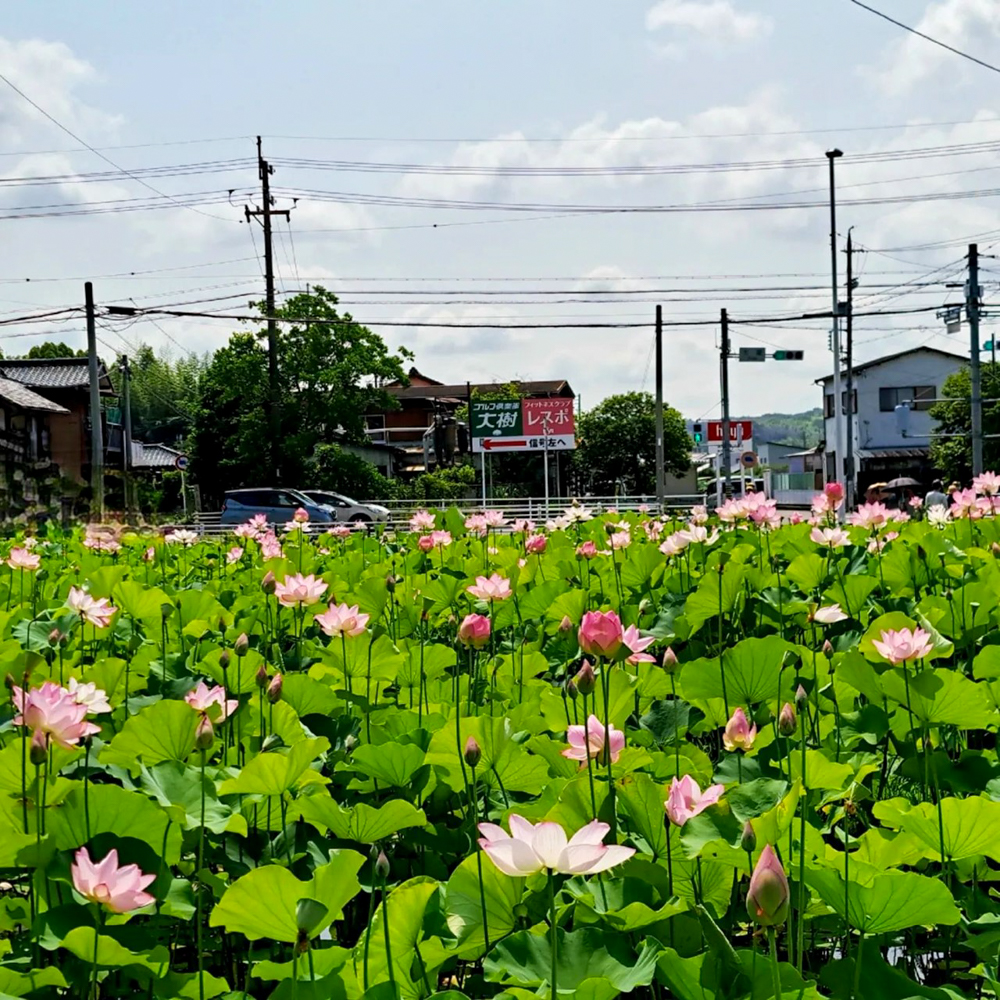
top-left (574, 391), bottom-right (691, 494)
top-left (191, 288), bottom-right (411, 500)
top-left (21, 342), bottom-right (84, 359)
top-left (929, 362), bottom-right (1000, 483)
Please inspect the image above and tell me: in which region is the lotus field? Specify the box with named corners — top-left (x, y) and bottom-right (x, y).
top-left (7, 484), bottom-right (1000, 999)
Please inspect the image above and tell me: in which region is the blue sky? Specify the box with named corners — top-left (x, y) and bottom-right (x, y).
top-left (2, 1), bottom-right (999, 422)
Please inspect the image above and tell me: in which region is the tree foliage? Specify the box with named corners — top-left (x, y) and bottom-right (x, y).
top-left (929, 362), bottom-right (1000, 484)
top-left (191, 288), bottom-right (411, 499)
top-left (574, 391), bottom-right (691, 494)
top-left (22, 341), bottom-right (86, 359)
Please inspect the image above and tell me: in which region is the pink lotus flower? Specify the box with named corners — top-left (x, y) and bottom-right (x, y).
top-left (417, 535), bottom-right (434, 552)
top-left (788, 511), bottom-right (806, 525)
top-left (165, 529), bottom-right (198, 547)
top-left (467, 573), bottom-right (512, 601)
top-left (665, 774), bottom-right (725, 827)
top-left (511, 519), bottom-right (536, 534)
top-left (249, 513), bottom-right (268, 530)
top-left (659, 534), bottom-right (687, 557)
top-left (226, 546), bottom-right (244, 565)
top-left (746, 844), bottom-right (790, 927)
top-left (458, 613), bottom-right (491, 647)
top-left (562, 714), bottom-right (625, 765)
top-left (810, 526), bottom-right (850, 549)
top-left (274, 573), bottom-right (328, 608)
top-left (430, 530), bottom-right (453, 549)
top-left (259, 533), bottom-right (284, 560)
top-left (909, 495), bottom-right (924, 509)
top-left (690, 505), bottom-right (709, 525)
top-left (609, 530), bottom-right (631, 550)
top-left (867, 530), bottom-right (899, 553)
top-left (643, 520), bottom-right (664, 540)
top-left (314, 602), bottom-right (370, 638)
top-left (872, 626), bottom-right (933, 665)
top-left (71, 847), bottom-right (155, 914)
top-left (952, 488), bottom-right (980, 518)
top-left (825, 482), bottom-right (844, 506)
top-left (13, 681), bottom-right (100, 749)
top-left (484, 510), bottom-right (506, 527)
top-left (465, 514), bottom-right (488, 537)
top-left (812, 604), bottom-right (849, 625)
top-left (67, 678), bottom-right (111, 715)
top-left (723, 707), bottom-right (757, 751)
top-left (525, 534), bottom-right (547, 554)
top-left (142, 546), bottom-right (156, 562)
top-left (293, 507), bottom-right (310, 523)
top-left (578, 610), bottom-right (623, 658)
top-left (66, 586), bottom-right (117, 629)
top-left (409, 509), bottom-right (436, 532)
top-left (974, 471), bottom-right (1000, 496)
top-left (621, 624), bottom-right (656, 664)
top-left (233, 522), bottom-right (258, 540)
top-left (184, 681), bottom-right (239, 721)
top-left (327, 524), bottom-right (352, 539)
top-left (7, 547), bottom-right (40, 571)
top-left (677, 524), bottom-right (719, 546)
top-left (576, 540), bottom-right (598, 559)
top-left (849, 502), bottom-right (889, 530)
top-left (478, 816), bottom-right (635, 876)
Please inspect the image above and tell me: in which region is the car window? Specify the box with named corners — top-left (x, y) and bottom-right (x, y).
top-left (272, 492), bottom-right (300, 508)
top-left (226, 492), bottom-right (255, 507)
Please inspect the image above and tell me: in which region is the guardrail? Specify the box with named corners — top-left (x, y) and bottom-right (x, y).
top-left (192, 494), bottom-right (705, 536)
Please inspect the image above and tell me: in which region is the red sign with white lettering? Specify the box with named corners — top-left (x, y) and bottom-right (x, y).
top-left (522, 398), bottom-right (576, 435)
top-left (707, 419), bottom-right (753, 443)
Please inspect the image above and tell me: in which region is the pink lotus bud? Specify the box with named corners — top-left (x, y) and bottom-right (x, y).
top-left (464, 736), bottom-right (482, 768)
top-left (576, 541), bottom-right (598, 559)
top-left (723, 707), bottom-right (757, 752)
top-left (741, 821), bottom-right (757, 854)
top-left (234, 633), bottom-right (250, 657)
top-left (795, 684), bottom-right (808, 710)
top-left (375, 850), bottom-right (390, 880)
top-left (824, 482), bottom-right (844, 504)
top-left (261, 571), bottom-right (276, 595)
top-left (418, 535), bottom-right (434, 553)
top-left (195, 714), bottom-right (214, 751)
top-left (525, 534), bottom-right (547, 554)
top-left (746, 844), bottom-right (790, 927)
top-left (219, 650), bottom-right (231, 671)
top-left (566, 679), bottom-right (578, 699)
top-left (662, 647), bottom-right (678, 673)
top-left (458, 614), bottom-right (491, 648)
top-left (385, 574), bottom-right (396, 593)
top-left (267, 673), bottom-right (283, 704)
top-left (823, 639), bottom-right (834, 660)
top-left (558, 616), bottom-right (572, 632)
top-left (293, 507), bottom-right (310, 523)
top-left (575, 660), bottom-right (596, 696)
top-left (255, 663), bottom-right (269, 689)
top-left (48, 628), bottom-right (64, 646)
top-left (29, 727), bottom-right (48, 766)
top-left (577, 610), bottom-right (623, 658)
top-left (778, 702), bottom-right (796, 736)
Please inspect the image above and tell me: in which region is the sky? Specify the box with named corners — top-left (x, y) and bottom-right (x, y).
top-left (2, 0), bottom-right (1000, 425)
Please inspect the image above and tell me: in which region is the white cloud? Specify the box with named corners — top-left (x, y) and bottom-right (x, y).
top-left (866, 0), bottom-right (1000, 96)
top-left (645, 0), bottom-right (772, 43)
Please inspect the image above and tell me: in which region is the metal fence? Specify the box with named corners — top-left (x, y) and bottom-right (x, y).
top-left (192, 494), bottom-right (704, 536)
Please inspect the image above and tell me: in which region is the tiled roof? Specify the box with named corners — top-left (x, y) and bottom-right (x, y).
top-left (0, 358), bottom-right (114, 392)
top-left (131, 441), bottom-right (183, 469)
top-left (387, 379), bottom-right (574, 401)
top-left (0, 379), bottom-right (68, 414)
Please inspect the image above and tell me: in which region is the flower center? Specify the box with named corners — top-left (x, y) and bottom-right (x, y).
top-left (93, 884), bottom-right (112, 904)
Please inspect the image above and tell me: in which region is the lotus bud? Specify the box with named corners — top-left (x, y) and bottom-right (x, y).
top-left (262, 732), bottom-right (285, 752)
top-left (344, 734), bottom-right (358, 753)
top-left (463, 736), bottom-right (481, 769)
top-left (48, 628), bottom-right (64, 646)
top-left (161, 603), bottom-right (174, 619)
top-left (375, 850), bottom-right (390, 881)
top-left (662, 647), bottom-right (679, 673)
top-left (234, 632), bottom-right (250, 657)
top-left (3, 672), bottom-right (15, 691)
top-left (746, 844), bottom-right (790, 927)
top-left (637, 598), bottom-right (650, 617)
top-left (219, 650), bottom-right (231, 671)
top-left (795, 684), bottom-right (808, 710)
top-left (604, 522), bottom-right (616, 535)
top-left (740, 821), bottom-right (757, 854)
top-left (778, 702), bottom-right (796, 737)
top-left (992, 542), bottom-right (1000, 557)
top-left (29, 728), bottom-right (48, 766)
top-left (575, 660), bottom-right (596, 697)
top-left (558, 615), bottom-right (573, 633)
top-left (385, 574), bottom-right (396, 593)
top-left (566, 679), bottom-right (578, 700)
top-left (255, 663), bottom-right (268, 689)
top-left (822, 639), bottom-right (834, 660)
top-left (261, 571), bottom-right (276, 594)
top-left (266, 673), bottom-right (283, 704)
top-left (195, 714), bottom-right (214, 751)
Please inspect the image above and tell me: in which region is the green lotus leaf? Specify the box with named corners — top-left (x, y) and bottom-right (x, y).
top-left (683, 562), bottom-right (744, 634)
top-left (139, 761), bottom-right (247, 836)
top-left (59, 925), bottom-right (170, 972)
top-left (445, 851), bottom-right (523, 954)
top-left (879, 795), bottom-right (1000, 862)
top-left (397, 642), bottom-right (455, 694)
top-left (805, 868), bottom-right (960, 933)
top-left (102, 700), bottom-right (199, 773)
top-left (789, 749), bottom-right (854, 792)
top-left (274, 673), bottom-right (340, 717)
top-left (217, 737), bottom-right (329, 796)
top-left (725, 778), bottom-right (789, 822)
top-left (297, 795), bottom-right (426, 843)
top-left (210, 850), bottom-right (363, 942)
top-left (618, 772), bottom-right (669, 858)
top-left (680, 635), bottom-right (795, 706)
top-left (819, 948), bottom-right (965, 1000)
top-left (342, 741), bottom-right (425, 787)
top-left (880, 667), bottom-right (995, 728)
top-left (0, 965), bottom-right (67, 996)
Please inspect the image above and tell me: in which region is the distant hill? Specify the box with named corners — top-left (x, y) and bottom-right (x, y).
top-left (748, 408), bottom-right (823, 448)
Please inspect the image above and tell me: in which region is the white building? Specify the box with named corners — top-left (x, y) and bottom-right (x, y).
top-left (818, 346), bottom-right (966, 493)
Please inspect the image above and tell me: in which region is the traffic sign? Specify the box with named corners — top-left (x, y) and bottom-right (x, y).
top-left (740, 451), bottom-right (757, 469)
top-left (174, 455), bottom-right (190, 472)
top-left (707, 420), bottom-right (753, 443)
top-left (473, 435), bottom-right (575, 453)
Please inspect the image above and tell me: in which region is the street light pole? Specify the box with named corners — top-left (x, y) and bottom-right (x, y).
top-left (826, 149), bottom-right (845, 498)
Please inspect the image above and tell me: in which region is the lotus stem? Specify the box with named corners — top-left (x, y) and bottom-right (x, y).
top-left (381, 869), bottom-right (394, 990)
top-left (469, 766), bottom-right (490, 955)
top-left (767, 927), bottom-right (782, 1000)
top-left (548, 869), bottom-right (558, 1000)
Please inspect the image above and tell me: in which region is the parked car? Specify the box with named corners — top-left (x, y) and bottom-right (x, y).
top-left (299, 490), bottom-right (390, 524)
top-left (220, 488), bottom-right (334, 526)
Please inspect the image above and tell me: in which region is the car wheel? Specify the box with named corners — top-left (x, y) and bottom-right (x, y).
top-left (350, 514), bottom-right (370, 524)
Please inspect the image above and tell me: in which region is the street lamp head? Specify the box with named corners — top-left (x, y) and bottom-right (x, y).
top-left (826, 148), bottom-right (844, 159)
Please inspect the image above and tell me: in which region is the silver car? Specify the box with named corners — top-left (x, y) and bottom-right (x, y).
top-left (300, 490), bottom-right (390, 524)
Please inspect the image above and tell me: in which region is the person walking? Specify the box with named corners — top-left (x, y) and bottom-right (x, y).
top-left (925, 479), bottom-right (948, 509)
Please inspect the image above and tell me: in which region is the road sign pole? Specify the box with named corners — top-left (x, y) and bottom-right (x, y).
top-left (720, 309), bottom-right (732, 499)
top-left (542, 413), bottom-right (552, 517)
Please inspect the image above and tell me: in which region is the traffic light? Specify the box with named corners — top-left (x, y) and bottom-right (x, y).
top-left (738, 347), bottom-right (766, 362)
top-left (692, 422), bottom-right (703, 443)
top-left (773, 350), bottom-right (804, 361)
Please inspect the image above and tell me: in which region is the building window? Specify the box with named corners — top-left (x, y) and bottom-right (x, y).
top-left (824, 390), bottom-right (857, 417)
top-left (365, 414), bottom-right (387, 444)
top-left (824, 393), bottom-right (834, 418)
top-left (879, 386), bottom-right (935, 412)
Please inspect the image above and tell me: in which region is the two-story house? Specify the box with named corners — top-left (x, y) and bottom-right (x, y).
top-left (818, 346), bottom-right (966, 495)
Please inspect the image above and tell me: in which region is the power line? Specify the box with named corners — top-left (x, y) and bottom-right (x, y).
top-left (845, 0), bottom-right (1000, 76)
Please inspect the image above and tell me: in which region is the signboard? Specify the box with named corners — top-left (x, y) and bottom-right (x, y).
top-left (471, 398), bottom-right (576, 453)
top-left (706, 420), bottom-right (753, 443)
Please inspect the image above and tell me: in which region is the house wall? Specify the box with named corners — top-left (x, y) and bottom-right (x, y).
top-left (49, 405), bottom-right (86, 483)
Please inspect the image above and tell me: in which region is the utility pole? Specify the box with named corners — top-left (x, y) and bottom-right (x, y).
top-left (85, 282), bottom-right (104, 522)
top-left (844, 229), bottom-right (857, 510)
top-left (121, 354), bottom-right (134, 516)
top-left (970, 242), bottom-right (984, 477)
top-left (720, 308), bottom-right (732, 498)
top-left (654, 304), bottom-right (665, 511)
top-left (246, 137), bottom-right (290, 483)
top-left (826, 149), bottom-right (845, 492)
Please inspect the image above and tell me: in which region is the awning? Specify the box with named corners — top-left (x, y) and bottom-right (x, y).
top-left (857, 446), bottom-right (929, 459)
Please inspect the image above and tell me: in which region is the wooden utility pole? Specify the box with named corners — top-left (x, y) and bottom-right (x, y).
top-left (246, 137), bottom-right (290, 483)
top-left (654, 304), bottom-right (665, 510)
top-left (120, 354), bottom-right (134, 515)
top-left (85, 282), bottom-right (104, 521)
